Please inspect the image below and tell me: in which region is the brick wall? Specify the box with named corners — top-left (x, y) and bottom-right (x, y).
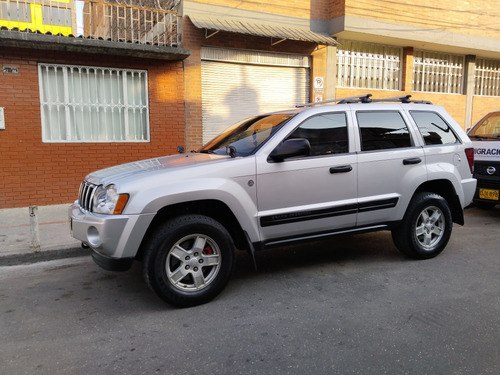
top-left (0, 47), bottom-right (184, 208)
top-left (329, 0), bottom-right (345, 19)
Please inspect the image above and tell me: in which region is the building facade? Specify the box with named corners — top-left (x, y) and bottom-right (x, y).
top-left (181, 0), bottom-right (500, 150)
top-left (0, 0), bottom-right (187, 208)
top-left (1, 0), bottom-right (499, 208)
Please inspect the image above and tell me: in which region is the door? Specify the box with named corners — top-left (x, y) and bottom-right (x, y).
top-left (355, 110), bottom-right (427, 226)
top-left (256, 112), bottom-right (358, 243)
top-left (201, 47), bottom-right (310, 144)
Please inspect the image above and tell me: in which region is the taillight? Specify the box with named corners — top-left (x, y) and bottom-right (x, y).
top-left (465, 147), bottom-right (474, 174)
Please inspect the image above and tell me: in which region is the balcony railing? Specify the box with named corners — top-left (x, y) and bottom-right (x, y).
top-left (0, 0), bottom-right (181, 47)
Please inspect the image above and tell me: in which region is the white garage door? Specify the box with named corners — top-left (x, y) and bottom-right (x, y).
top-left (201, 47), bottom-right (310, 144)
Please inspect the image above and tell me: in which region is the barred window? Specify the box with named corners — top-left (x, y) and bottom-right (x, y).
top-left (475, 58), bottom-right (500, 97)
top-left (413, 51), bottom-right (464, 94)
top-left (0, 2), bottom-right (31, 23)
top-left (336, 41), bottom-right (402, 90)
top-left (38, 64), bottom-right (149, 143)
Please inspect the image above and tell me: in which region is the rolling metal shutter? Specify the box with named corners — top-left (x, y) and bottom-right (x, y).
top-left (201, 47), bottom-right (310, 144)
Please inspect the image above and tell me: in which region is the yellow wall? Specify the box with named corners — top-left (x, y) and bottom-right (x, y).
top-left (344, 0), bottom-right (500, 40)
top-left (335, 88), bottom-right (470, 130)
top-left (187, 0), bottom-right (330, 20)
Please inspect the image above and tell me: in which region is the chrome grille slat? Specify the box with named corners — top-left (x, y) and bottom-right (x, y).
top-left (78, 182), bottom-right (97, 212)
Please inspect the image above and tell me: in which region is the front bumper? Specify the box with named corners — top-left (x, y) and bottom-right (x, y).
top-left (69, 202), bottom-right (155, 268)
top-left (91, 250), bottom-right (134, 272)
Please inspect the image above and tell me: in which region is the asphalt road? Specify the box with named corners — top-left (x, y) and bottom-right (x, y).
top-left (1, 206), bottom-right (499, 375)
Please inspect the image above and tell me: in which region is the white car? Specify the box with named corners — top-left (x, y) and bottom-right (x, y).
top-left (467, 110), bottom-right (500, 208)
top-left (69, 94), bottom-right (476, 307)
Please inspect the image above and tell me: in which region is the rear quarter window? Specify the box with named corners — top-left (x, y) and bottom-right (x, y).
top-left (410, 111), bottom-right (459, 145)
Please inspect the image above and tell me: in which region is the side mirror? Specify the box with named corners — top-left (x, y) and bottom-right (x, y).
top-left (269, 138), bottom-right (311, 162)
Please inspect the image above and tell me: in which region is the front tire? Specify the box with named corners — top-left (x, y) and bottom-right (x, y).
top-left (143, 215), bottom-right (235, 307)
top-left (392, 192), bottom-right (452, 260)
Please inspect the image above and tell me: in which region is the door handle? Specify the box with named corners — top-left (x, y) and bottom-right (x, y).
top-left (330, 165), bottom-right (353, 174)
top-left (403, 157), bottom-right (422, 165)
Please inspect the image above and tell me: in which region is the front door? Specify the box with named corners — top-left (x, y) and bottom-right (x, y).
top-left (255, 112), bottom-right (358, 244)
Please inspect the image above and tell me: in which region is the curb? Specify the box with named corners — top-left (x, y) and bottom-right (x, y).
top-left (0, 247), bottom-right (91, 267)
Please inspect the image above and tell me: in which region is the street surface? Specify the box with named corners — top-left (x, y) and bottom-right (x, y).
top-left (1, 206), bottom-right (499, 375)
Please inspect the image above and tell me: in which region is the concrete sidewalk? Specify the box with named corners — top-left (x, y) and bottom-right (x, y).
top-left (0, 204), bottom-right (90, 266)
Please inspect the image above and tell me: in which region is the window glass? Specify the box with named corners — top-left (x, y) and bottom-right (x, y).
top-left (200, 114), bottom-right (293, 157)
top-left (410, 111), bottom-right (459, 145)
top-left (357, 111), bottom-right (412, 151)
top-left (467, 112), bottom-right (500, 139)
top-left (287, 113), bottom-right (348, 156)
top-left (38, 64), bottom-right (149, 143)
top-left (0, 2), bottom-right (31, 22)
top-left (42, 6), bottom-right (71, 27)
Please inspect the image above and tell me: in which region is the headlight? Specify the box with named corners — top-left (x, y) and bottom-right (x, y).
top-left (93, 184), bottom-right (129, 215)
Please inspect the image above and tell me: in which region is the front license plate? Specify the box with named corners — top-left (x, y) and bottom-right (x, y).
top-left (479, 188), bottom-right (500, 201)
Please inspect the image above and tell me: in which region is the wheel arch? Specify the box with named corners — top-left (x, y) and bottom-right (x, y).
top-left (136, 200), bottom-right (248, 261)
top-left (414, 179), bottom-right (464, 225)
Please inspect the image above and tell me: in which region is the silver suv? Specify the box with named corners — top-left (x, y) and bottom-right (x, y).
top-left (69, 94), bottom-right (476, 307)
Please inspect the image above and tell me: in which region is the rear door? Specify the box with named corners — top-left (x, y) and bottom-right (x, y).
top-left (355, 108), bottom-right (427, 226)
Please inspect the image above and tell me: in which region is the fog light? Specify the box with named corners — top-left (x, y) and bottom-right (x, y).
top-left (87, 226), bottom-right (100, 246)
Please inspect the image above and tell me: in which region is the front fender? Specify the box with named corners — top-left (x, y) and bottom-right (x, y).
top-left (126, 177), bottom-right (260, 243)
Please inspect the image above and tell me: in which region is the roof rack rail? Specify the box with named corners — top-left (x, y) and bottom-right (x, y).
top-left (296, 94), bottom-right (431, 108)
top-left (296, 94), bottom-right (372, 107)
top-left (370, 95), bottom-right (432, 104)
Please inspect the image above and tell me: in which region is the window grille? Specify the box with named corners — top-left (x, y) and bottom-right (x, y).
top-left (475, 58), bottom-right (500, 97)
top-left (336, 41), bottom-right (402, 90)
top-left (413, 51), bottom-right (464, 94)
top-left (38, 64), bottom-right (149, 143)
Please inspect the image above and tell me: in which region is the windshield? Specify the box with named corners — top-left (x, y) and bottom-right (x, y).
top-left (468, 112), bottom-right (500, 139)
top-left (199, 114), bottom-right (294, 156)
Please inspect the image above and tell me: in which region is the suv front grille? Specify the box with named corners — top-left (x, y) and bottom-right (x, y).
top-left (78, 182), bottom-right (97, 212)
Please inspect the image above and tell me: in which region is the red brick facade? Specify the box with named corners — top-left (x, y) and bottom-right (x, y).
top-left (0, 47), bottom-right (184, 208)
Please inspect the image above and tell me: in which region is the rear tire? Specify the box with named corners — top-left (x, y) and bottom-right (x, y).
top-left (142, 215), bottom-right (235, 307)
top-left (392, 192), bottom-right (452, 260)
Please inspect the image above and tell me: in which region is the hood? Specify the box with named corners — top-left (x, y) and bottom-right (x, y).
top-left (86, 153), bottom-right (229, 185)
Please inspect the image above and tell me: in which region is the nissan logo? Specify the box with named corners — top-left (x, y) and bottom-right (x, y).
top-left (486, 166), bottom-right (496, 175)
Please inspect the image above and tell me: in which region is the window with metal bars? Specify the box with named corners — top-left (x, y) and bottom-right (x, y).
top-left (336, 41), bottom-right (402, 90)
top-left (38, 63), bottom-right (149, 143)
top-left (413, 51), bottom-right (464, 94)
top-left (475, 58), bottom-right (500, 97)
